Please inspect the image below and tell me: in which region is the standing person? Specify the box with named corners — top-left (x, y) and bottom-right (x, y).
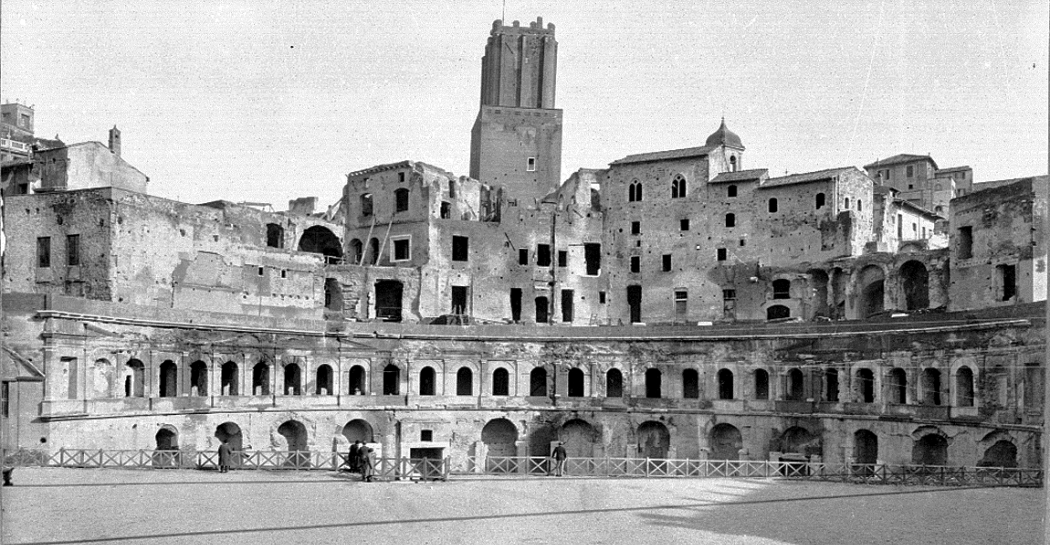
top-left (348, 440), bottom-right (361, 473)
top-left (362, 447), bottom-right (376, 482)
top-left (552, 442), bottom-right (568, 477)
top-left (217, 439), bottom-right (232, 473)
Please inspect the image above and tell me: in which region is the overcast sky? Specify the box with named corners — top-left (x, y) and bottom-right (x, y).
top-left (2, 1), bottom-right (1047, 208)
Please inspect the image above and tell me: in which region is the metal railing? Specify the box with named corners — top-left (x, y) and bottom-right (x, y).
top-left (1, 448), bottom-right (449, 480)
top-left (1, 449), bottom-right (1040, 487)
top-left (454, 455), bottom-right (1043, 487)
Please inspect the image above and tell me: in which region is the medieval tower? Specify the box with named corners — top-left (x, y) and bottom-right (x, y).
top-left (469, 18), bottom-right (563, 202)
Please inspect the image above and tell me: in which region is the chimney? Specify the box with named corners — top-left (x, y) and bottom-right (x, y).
top-left (109, 125), bottom-right (121, 158)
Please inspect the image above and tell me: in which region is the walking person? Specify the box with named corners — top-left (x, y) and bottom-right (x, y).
top-left (217, 439), bottom-right (232, 473)
top-left (362, 447), bottom-right (377, 482)
top-left (551, 441), bottom-right (568, 477)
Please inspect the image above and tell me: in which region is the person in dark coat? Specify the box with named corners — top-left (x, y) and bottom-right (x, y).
top-left (362, 447), bottom-right (376, 482)
top-left (217, 439), bottom-right (232, 473)
top-left (551, 442), bottom-right (568, 477)
top-left (348, 440), bottom-right (362, 472)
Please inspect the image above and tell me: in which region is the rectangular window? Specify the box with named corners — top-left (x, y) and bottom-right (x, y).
top-left (723, 289), bottom-right (736, 301)
top-left (392, 238), bottom-right (411, 261)
top-left (561, 289), bottom-right (574, 322)
top-left (717, 248), bottom-right (727, 261)
top-left (631, 221), bottom-right (640, 235)
top-left (598, 291), bottom-right (606, 304)
top-left (518, 248), bottom-right (529, 265)
top-left (37, 237), bottom-right (51, 268)
top-left (630, 255), bottom-right (640, 273)
top-left (451, 285), bottom-right (468, 314)
top-left (906, 165), bottom-right (914, 178)
top-left (680, 219), bottom-right (690, 231)
top-left (897, 213), bottom-right (903, 239)
top-left (510, 288), bottom-right (523, 321)
top-left (536, 244), bottom-right (551, 267)
top-left (526, 157), bottom-right (536, 172)
top-left (19, 114), bottom-right (30, 128)
top-left (257, 266), bottom-right (264, 276)
top-left (398, 172), bottom-right (406, 183)
top-left (452, 236), bottom-right (469, 262)
top-left (957, 226), bottom-right (973, 259)
top-left (1, 382), bottom-right (8, 417)
top-left (662, 254), bottom-right (672, 272)
top-left (674, 290), bottom-right (688, 319)
top-left (584, 243), bottom-right (601, 276)
top-left (66, 234), bottom-right (80, 266)
top-left (557, 250), bottom-right (567, 267)
top-left (360, 193), bottom-right (373, 217)
top-left (421, 429), bottom-right (433, 442)
top-left (998, 264), bottom-right (1017, 301)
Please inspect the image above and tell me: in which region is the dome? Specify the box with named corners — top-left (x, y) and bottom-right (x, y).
top-left (705, 118), bottom-right (744, 150)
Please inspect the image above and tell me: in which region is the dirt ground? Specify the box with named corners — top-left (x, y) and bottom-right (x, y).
top-left (0, 468), bottom-right (1044, 545)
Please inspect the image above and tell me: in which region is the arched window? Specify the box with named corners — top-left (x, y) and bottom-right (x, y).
top-left (628, 180), bottom-right (643, 202)
top-left (772, 279), bottom-right (790, 299)
top-left (787, 368), bottom-right (804, 400)
top-left (725, 213), bottom-right (735, 228)
top-left (717, 369), bottom-right (734, 400)
top-left (492, 368), bottom-right (509, 396)
top-left (754, 369), bottom-right (769, 400)
top-left (729, 155), bottom-right (738, 172)
top-left (440, 201), bottom-right (451, 219)
top-left (888, 368), bottom-right (907, 404)
top-left (394, 188), bottom-right (410, 213)
top-left (567, 368), bottom-right (585, 397)
top-left (768, 198), bottom-right (779, 213)
top-left (349, 239), bottom-right (363, 265)
top-left (530, 367), bottom-right (547, 397)
top-left (283, 363), bottom-right (301, 395)
top-left (368, 238), bottom-right (380, 265)
top-left (767, 305), bottom-right (790, 320)
top-left (315, 364), bottom-right (333, 395)
top-left (456, 367), bottom-right (473, 396)
top-left (266, 223), bottom-right (284, 248)
top-left (159, 360), bottom-right (178, 398)
top-left (220, 361), bottom-right (238, 396)
top-left (645, 368), bottom-right (661, 398)
top-left (383, 364), bottom-right (400, 395)
top-left (844, 197), bottom-right (851, 209)
top-left (671, 174), bottom-right (686, 199)
top-left (606, 368), bottom-right (623, 398)
top-left (190, 361), bottom-right (208, 396)
top-left (815, 193), bottom-right (826, 209)
top-left (825, 368), bottom-right (839, 401)
top-left (252, 362), bottom-right (270, 395)
top-left (682, 369), bottom-right (699, 399)
top-left (855, 368), bottom-right (875, 402)
top-left (956, 366), bottom-right (974, 407)
top-left (857, 199), bottom-right (863, 211)
top-left (419, 366), bottom-right (436, 396)
top-left (449, 180), bottom-right (457, 198)
top-left (727, 185), bottom-right (737, 198)
top-left (124, 360), bottom-right (145, 398)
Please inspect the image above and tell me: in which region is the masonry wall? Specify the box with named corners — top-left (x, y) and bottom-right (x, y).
top-left (36, 143), bottom-right (148, 193)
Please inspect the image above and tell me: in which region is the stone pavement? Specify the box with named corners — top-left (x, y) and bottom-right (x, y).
top-left (0, 468), bottom-right (1043, 544)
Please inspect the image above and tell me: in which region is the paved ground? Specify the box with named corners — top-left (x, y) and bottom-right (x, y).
top-left (0, 468), bottom-right (1044, 545)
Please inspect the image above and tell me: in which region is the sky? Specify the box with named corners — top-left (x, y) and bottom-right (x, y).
top-left (2, 1), bottom-right (1047, 208)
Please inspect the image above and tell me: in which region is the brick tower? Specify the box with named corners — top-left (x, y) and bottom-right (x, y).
top-left (469, 18), bottom-right (563, 202)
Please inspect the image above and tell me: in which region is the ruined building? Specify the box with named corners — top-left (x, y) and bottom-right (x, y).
top-left (1, 18), bottom-right (1046, 472)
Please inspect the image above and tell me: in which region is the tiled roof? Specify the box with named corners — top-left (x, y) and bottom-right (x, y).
top-left (864, 154), bottom-right (937, 169)
top-left (760, 167), bottom-right (856, 188)
top-left (610, 145), bottom-right (714, 166)
top-left (709, 169), bottom-right (768, 184)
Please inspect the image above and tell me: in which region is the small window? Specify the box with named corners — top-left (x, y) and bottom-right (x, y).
top-left (727, 185), bottom-right (737, 198)
top-left (558, 250), bottom-right (567, 267)
top-left (449, 180), bottom-right (456, 198)
top-left (723, 289), bottom-right (736, 301)
top-left (527, 157), bottom-right (536, 172)
top-left (725, 213), bottom-right (736, 228)
top-left (662, 254), bottom-right (672, 272)
top-left (394, 188), bottom-right (409, 212)
top-left (257, 266), bottom-right (264, 276)
top-left (674, 290), bottom-right (688, 318)
top-left (37, 237), bottom-right (51, 268)
top-left (440, 201), bottom-right (451, 219)
top-left (66, 234), bottom-right (80, 266)
top-left (519, 249), bottom-right (529, 265)
top-left (717, 248), bottom-right (727, 261)
top-left (452, 236), bottom-right (469, 262)
top-left (844, 197), bottom-right (851, 209)
top-left (360, 193), bottom-right (373, 217)
top-left (598, 291), bottom-right (607, 304)
top-left (815, 193), bottom-right (826, 209)
top-left (628, 180), bottom-right (643, 202)
top-left (772, 279), bottom-right (790, 299)
top-left (630, 256), bottom-right (640, 273)
top-left (957, 226), bottom-right (973, 259)
top-left (768, 198), bottom-right (778, 213)
top-left (398, 172), bottom-right (406, 183)
top-left (729, 155), bottom-right (738, 172)
top-left (537, 244), bottom-right (551, 267)
top-left (393, 238), bottom-right (411, 261)
top-left (857, 200), bottom-right (863, 211)
top-left (421, 430), bottom-right (433, 442)
top-left (671, 174), bottom-right (687, 199)
top-left (631, 221), bottom-right (641, 235)
top-left (281, 269), bottom-right (287, 278)
top-left (680, 219), bottom-right (690, 231)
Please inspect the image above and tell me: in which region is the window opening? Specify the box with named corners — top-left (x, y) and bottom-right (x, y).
top-left (452, 235), bottom-right (469, 262)
top-left (536, 244), bottom-right (551, 266)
